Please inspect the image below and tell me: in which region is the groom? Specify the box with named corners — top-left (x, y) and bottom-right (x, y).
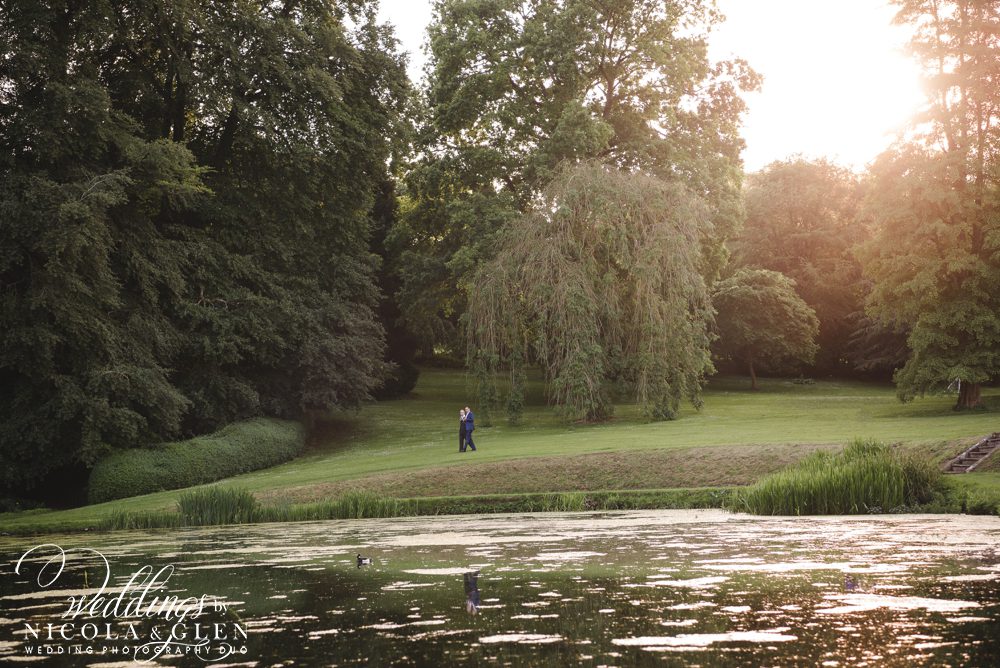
top-left (463, 406), bottom-right (477, 451)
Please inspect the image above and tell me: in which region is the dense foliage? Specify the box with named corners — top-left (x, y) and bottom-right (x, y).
top-left (733, 159), bottom-right (864, 373)
top-left (2, 0), bottom-right (998, 507)
top-left (0, 0), bottom-right (407, 498)
top-left (860, 0), bottom-right (1000, 409)
top-left (468, 162), bottom-right (714, 421)
top-left (712, 268), bottom-right (819, 389)
top-left (87, 418), bottom-right (305, 504)
top-left (734, 439), bottom-right (942, 515)
top-left (397, 0), bottom-right (759, 352)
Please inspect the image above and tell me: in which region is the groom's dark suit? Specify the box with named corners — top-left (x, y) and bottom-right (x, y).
top-left (464, 410), bottom-right (477, 451)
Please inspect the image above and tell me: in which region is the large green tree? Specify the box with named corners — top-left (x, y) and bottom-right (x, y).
top-left (712, 269), bottom-right (820, 389)
top-left (0, 0), bottom-right (407, 498)
top-left (467, 162), bottom-right (714, 421)
top-left (732, 159), bottom-right (864, 373)
top-left (0, 1), bottom-right (205, 496)
top-left (861, 0), bottom-right (1000, 409)
top-left (398, 0), bottom-right (759, 351)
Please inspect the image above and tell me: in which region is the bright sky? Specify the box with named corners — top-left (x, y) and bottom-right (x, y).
top-left (377, 0), bottom-right (925, 172)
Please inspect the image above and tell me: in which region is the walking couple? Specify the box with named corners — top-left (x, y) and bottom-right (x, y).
top-left (459, 406), bottom-right (477, 452)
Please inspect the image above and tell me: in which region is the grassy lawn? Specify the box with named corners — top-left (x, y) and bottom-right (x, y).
top-left (2, 369), bottom-right (999, 532)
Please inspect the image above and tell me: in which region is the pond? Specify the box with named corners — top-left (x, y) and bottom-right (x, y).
top-left (2, 510), bottom-right (999, 666)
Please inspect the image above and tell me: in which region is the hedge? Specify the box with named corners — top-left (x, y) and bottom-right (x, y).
top-left (87, 418), bottom-right (306, 504)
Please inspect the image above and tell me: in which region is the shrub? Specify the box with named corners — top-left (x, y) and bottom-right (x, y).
top-left (87, 419), bottom-right (305, 503)
top-left (0, 497), bottom-right (43, 513)
top-left (731, 438), bottom-right (943, 515)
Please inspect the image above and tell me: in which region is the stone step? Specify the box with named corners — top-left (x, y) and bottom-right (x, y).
top-left (944, 433), bottom-right (1000, 474)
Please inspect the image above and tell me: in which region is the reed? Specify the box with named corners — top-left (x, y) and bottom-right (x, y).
top-left (91, 487), bottom-right (733, 531)
top-left (535, 492), bottom-right (587, 511)
top-left (176, 487), bottom-right (261, 525)
top-left (954, 488), bottom-right (1000, 515)
top-left (731, 438), bottom-right (942, 515)
top-left (259, 491), bottom-right (404, 522)
top-left (103, 509), bottom-right (182, 530)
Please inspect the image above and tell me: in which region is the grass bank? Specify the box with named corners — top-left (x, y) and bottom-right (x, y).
top-left (1, 370), bottom-right (998, 533)
top-left (4, 487), bottom-right (735, 535)
top-left (13, 473), bottom-right (997, 537)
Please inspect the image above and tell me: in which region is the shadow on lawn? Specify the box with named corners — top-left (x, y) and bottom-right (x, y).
top-left (303, 416), bottom-right (374, 455)
top-left (879, 392), bottom-right (1000, 419)
top-left (704, 376), bottom-right (882, 395)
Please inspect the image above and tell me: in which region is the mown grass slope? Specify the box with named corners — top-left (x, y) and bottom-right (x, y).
top-left (2, 369), bottom-right (998, 532)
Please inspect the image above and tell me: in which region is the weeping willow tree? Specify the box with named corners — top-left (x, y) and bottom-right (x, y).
top-left (467, 162), bottom-right (715, 422)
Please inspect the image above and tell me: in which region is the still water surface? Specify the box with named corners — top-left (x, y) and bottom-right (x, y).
top-left (2, 510), bottom-right (999, 666)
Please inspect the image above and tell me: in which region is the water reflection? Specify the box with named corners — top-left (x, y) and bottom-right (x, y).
top-left (464, 571), bottom-right (481, 615)
top-left (1, 511), bottom-right (999, 666)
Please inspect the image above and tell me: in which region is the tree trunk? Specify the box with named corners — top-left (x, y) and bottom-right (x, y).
top-left (956, 382), bottom-right (982, 410)
top-left (748, 359), bottom-right (758, 390)
top-left (171, 72), bottom-right (188, 142)
top-left (213, 104), bottom-right (239, 167)
top-left (162, 62), bottom-right (176, 139)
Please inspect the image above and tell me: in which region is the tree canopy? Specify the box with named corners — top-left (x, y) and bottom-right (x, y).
top-left (0, 0), bottom-right (408, 498)
top-left (397, 0), bottom-right (759, 352)
top-left (861, 0), bottom-right (1000, 409)
top-left (467, 162), bottom-right (714, 422)
top-left (733, 158), bottom-right (864, 373)
top-left (4, 0), bottom-right (999, 505)
top-left (712, 268), bottom-right (820, 389)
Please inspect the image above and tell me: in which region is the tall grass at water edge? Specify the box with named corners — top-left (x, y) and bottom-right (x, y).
top-left (177, 487), bottom-right (260, 525)
top-left (98, 488), bottom-right (732, 530)
top-left (731, 438), bottom-right (942, 515)
top-left (101, 489), bottom-right (406, 529)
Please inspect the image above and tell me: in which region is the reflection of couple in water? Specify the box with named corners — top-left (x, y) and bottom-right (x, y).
top-left (464, 571), bottom-right (481, 614)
